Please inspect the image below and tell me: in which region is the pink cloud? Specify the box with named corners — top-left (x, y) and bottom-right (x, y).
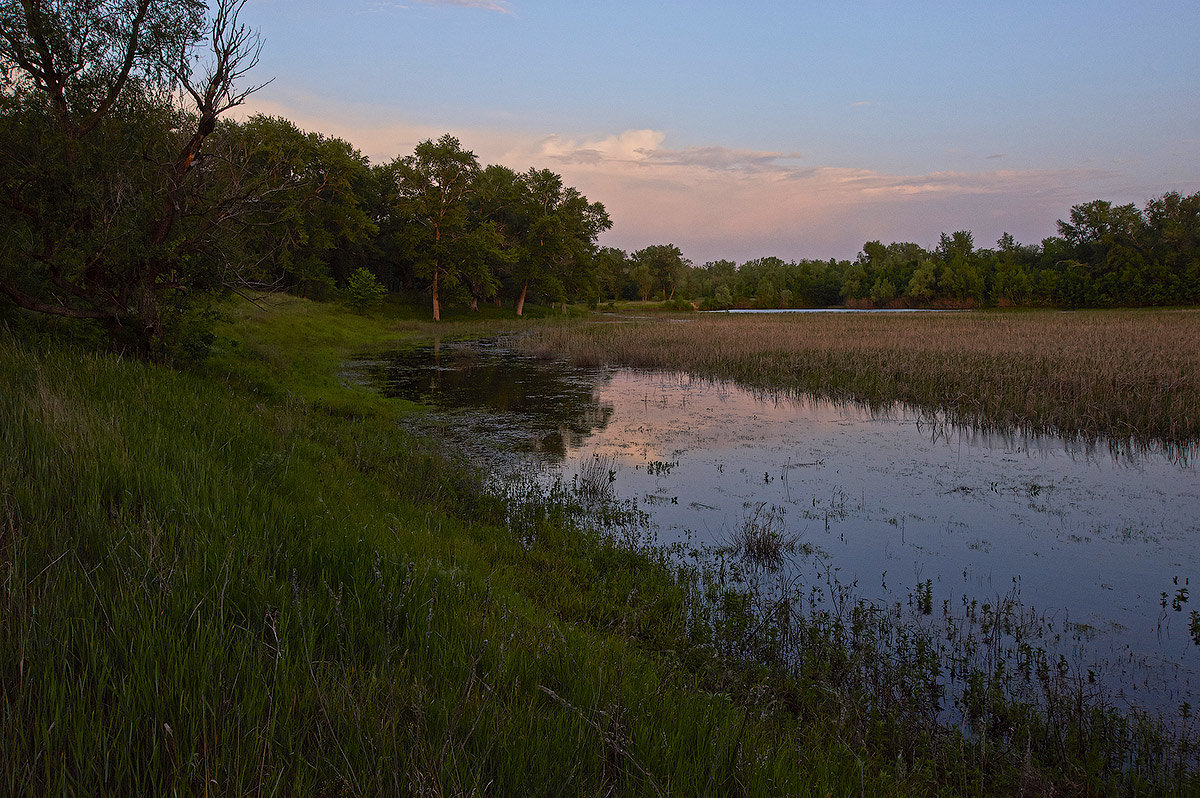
top-left (230, 97), bottom-right (1160, 263)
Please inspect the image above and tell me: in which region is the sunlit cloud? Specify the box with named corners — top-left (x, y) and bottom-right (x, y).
top-left (507, 130), bottom-right (1125, 261)
top-left (229, 96), bottom-right (1157, 263)
top-left (534, 131), bottom-right (803, 173)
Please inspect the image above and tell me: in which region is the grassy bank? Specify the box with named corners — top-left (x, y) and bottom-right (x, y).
top-left (2, 297), bottom-right (1196, 794)
top-left (518, 309), bottom-right (1200, 449)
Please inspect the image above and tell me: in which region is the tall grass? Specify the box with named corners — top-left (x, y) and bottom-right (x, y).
top-left (2, 297), bottom-right (1196, 794)
top-left (0, 304), bottom-right (873, 795)
top-left (517, 309), bottom-right (1200, 448)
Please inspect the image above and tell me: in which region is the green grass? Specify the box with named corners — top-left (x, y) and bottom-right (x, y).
top-left (2, 297), bottom-right (1196, 795)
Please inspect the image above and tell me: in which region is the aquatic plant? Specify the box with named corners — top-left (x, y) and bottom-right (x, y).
top-left (516, 309), bottom-right (1200, 451)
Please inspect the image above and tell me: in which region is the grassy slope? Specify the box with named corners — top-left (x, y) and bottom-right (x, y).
top-left (1, 296), bottom-right (1192, 795)
top-left (0, 297), bottom-right (876, 796)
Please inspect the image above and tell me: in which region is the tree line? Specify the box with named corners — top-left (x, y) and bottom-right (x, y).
top-left (0, 0), bottom-right (612, 360)
top-left (218, 118), bottom-right (613, 321)
top-left (3, 2), bottom-right (1199, 364)
top-left (598, 195), bottom-right (1200, 311)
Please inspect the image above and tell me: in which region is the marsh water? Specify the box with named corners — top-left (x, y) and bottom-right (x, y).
top-left (348, 338), bottom-right (1200, 714)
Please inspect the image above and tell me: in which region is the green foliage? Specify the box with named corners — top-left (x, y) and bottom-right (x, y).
top-left (344, 267), bottom-right (387, 311)
top-left (632, 243), bottom-right (690, 301)
top-left (0, 0), bottom-right (264, 358)
top-left (382, 134), bottom-right (482, 321)
top-left (711, 284), bottom-right (734, 310)
top-left (669, 192), bottom-right (1200, 311)
top-left (220, 115), bottom-right (379, 298)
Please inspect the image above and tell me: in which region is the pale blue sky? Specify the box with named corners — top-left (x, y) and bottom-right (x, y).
top-left (239, 1), bottom-right (1200, 263)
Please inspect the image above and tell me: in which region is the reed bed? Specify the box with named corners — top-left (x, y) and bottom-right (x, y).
top-left (517, 310), bottom-right (1200, 449)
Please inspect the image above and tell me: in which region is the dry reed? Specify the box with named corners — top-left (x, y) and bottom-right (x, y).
top-left (517, 310), bottom-right (1200, 447)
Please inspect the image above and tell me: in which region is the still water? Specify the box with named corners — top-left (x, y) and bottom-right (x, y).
top-left (348, 338), bottom-right (1200, 712)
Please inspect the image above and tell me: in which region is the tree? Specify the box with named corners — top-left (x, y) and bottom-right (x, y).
top-left (344, 267), bottom-right (386, 311)
top-left (1056, 200), bottom-right (1146, 306)
top-left (469, 164), bottom-right (527, 307)
top-left (1144, 191), bottom-right (1200, 303)
top-left (0, 0), bottom-right (265, 359)
top-left (486, 168), bottom-right (609, 316)
top-left (992, 233), bottom-right (1033, 305)
top-left (383, 135), bottom-right (481, 321)
top-left (632, 244), bottom-right (689, 301)
top-left (629, 262), bottom-right (655, 301)
top-left (223, 115), bottom-right (378, 298)
top-left (592, 247), bottom-right (628, 303)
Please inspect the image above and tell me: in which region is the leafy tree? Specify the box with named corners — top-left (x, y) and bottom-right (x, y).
top-left (0, 0), bottom-right (265, 359)
top-left (632, 244), bottom-right (689, 301)
top-left (223, 115), bottom-right (378, 298)
top-left (934, 231), bottom-right (985, 303)
top-left (509, 169), bottom-right (610, 315)
top-left (1144, 191), bottom-right (1200, 303)
top-left (711, 284), bottom-right (733, 309)
top-left (1056, 200), bottom-right (1146, 305)
top-left (629, 262), bottom-right (655, 301)
top-left (592, 247), bottom-right (629, 303)
top-left (869, 277), bottom-right (897, 305)
top-left (992, 233), bottom-right (1033, 305)
top-left (469, 164), bottom-right (527, 307)
top-left (383, 134), bottom-right (481, 321)
top-left (905, 262), bottom-right (938, 303)
top-left (344, 267), bottom-right (386, 311)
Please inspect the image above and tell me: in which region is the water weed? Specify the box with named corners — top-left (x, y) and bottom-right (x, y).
top-left (517, 309), bottom-right (1200, 451)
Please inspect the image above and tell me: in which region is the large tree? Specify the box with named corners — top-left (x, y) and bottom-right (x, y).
top-left (383, 134), bottom-right (481, 321)
top-left (632, 244), bottom-right (688, 301)
top-left (223, 115), bottom-right (378, 298)
top-left (0, 0), bottom-right (265, 359)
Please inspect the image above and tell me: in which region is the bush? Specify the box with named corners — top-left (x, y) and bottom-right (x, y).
top-left (344, 267), bottom-right (387, 311)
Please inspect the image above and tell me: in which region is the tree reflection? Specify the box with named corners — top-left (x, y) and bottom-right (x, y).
top-left (361, 339), bottom-right (615, 462)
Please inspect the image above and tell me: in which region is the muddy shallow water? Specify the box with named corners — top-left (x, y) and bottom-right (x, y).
top-left (348, 338), bottom-right (1200, 713)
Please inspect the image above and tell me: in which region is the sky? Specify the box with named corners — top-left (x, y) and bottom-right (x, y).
top-left (236, 0), bottom-right (1200, 265)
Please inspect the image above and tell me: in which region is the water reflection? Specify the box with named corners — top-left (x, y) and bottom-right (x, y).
top-left (348, 338), bottom-right (1200, 713)
top-left (350, 339), bottom-right (614, 460)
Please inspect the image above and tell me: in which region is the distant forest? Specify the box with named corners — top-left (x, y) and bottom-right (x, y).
top-left (3, 0), bottom-right (1200, 363)
top-left (195, 115), bottom-right (1200, 315)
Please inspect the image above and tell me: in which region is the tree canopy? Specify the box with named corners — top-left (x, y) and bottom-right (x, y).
top-left (0, 0), bottom-right (264, 359)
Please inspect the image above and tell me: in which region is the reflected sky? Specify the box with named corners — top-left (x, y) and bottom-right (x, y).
top-left (349, 339), bottom-right (1200, 711)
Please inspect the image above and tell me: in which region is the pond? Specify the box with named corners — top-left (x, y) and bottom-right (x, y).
top-left (347, 338), bottom-right (1200, 717)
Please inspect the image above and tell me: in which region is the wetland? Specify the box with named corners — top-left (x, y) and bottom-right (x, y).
top-left (350, 329), bottom-right (1200, 722)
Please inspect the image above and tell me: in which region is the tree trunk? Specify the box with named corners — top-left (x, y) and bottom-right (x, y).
top-left (432, 268), bottom-right (441, 321)
top-left (515, 281), bottom-right (528, 316)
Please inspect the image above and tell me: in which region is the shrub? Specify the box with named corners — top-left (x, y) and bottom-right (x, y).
top-left (344, 267), bottom-right (387, 311)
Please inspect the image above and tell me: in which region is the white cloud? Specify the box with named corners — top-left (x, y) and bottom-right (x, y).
top-left (227, 97), bottom-right (1143, 262)
top-left (529, 130), bottom-right (802, 173)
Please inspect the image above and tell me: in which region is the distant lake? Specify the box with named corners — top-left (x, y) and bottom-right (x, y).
top-left (348, 338), bottom-right (1200, 718)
